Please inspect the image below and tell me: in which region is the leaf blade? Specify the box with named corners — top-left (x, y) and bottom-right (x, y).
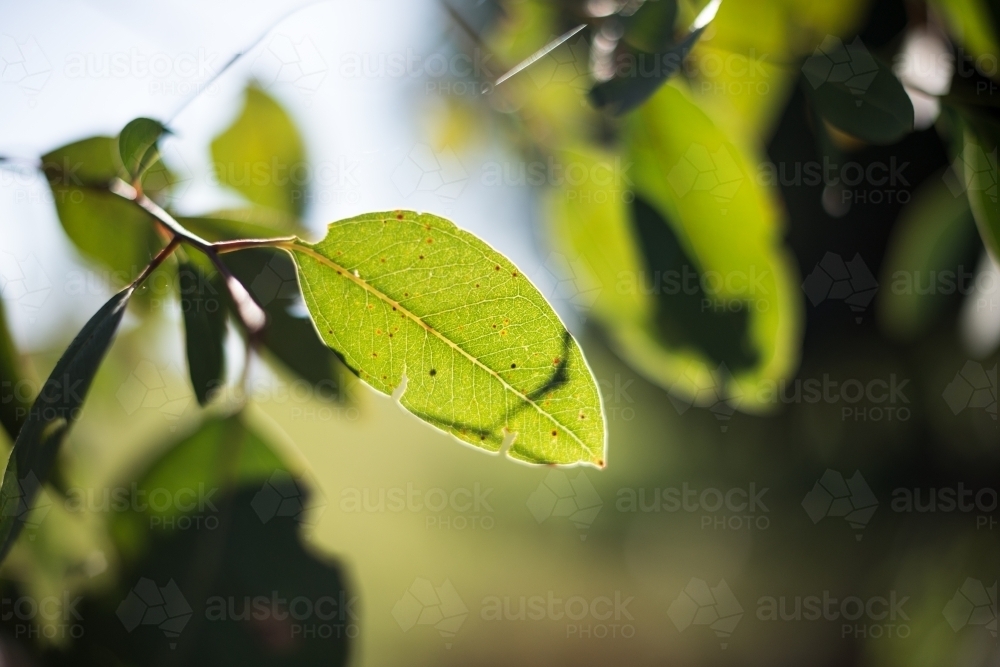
top-left (290, 211), bottom-right (606, 466)
top-left (118, 117), bottom-right (168, 180)
top-left (210, 85), bottom-right (307, 217)
top-left (179, 262), bottom-right (227, 405)
top-left (0, 287), bottom-right (133, 562)
top-left (801, 36), bottom-right (914, 144)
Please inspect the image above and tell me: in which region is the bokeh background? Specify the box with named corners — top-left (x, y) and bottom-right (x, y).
top-left (0, 0), bottom-right (997, 665)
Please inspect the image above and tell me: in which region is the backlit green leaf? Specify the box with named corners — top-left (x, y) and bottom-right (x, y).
top-left (118, 117), bottom-right (168, 181)
top-left (0, 286), bottom-right (133, 562)
top-left (210, 85), bottom-right (307, 217)
top-left (179, 262), bottom-right (228, 405)
top-left (288, 211), bottom-right (606, 466)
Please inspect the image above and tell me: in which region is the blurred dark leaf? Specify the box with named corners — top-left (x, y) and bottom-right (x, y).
top-left (179, 262), bottom-right (228, 406)
top-left (801, 36), bottom-right (914, 144)
top-left (622, 0), bottom-right (678, 53)
top-left (211, 85), bottom-right (308, 218)
top-left (0, 286), bottom-right (133, 562)
top-left (0, 299), bottom-right (30, 442)
top-left (119, 117), bottom-right (168, 181)
top-left (108, 414), bottom-right (289, 560)
top-left (66, 414), bottom-right (351, 666)
top-left (41, 137), bottom-right (162, 280)
top-left (876, 172), bottom-right (979, 340)
top-left (223, 249), bottom-right (352, 403)
top-left (590, 27), bottom-right (704, 116)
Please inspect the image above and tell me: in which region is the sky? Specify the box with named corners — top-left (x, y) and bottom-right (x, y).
top-left (0, 0), bottom-right (568, 352)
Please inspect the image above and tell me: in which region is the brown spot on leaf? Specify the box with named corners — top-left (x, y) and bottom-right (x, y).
top-left (510, 363), bottom-right (516, 369)
top-left (429, 369), bottom-right (437, 376)
top-left (551, 430), bottom-right (558, 437)
top-left (396, 213), bottom-right (404, 220)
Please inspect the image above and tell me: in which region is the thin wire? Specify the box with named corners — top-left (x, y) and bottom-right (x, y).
top-left (494, 24), bottom-right (588, 86)
top-left (166, 0), bottom-right (333, 124)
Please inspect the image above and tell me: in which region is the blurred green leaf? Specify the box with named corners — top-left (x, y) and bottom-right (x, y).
top-left (624, 84), bottom-right (801, 406)
top-left (590, 27), bottom-right (705, 116)
top-left (0, 299), bottom-right (29, 442)
top-left (211, 85), bottom-right (307, 218)
top-left (222, 248), bottom-right (352, 403)
top-left (179, 208), bottom-right (303, 243)
top-left (962, 130), bottom-right (1000, 261)
top-left (0, 286), bottom-right (132, 563)
top-left (179, 262), bottom-right (228, 405)
top-left (290, 211), bottom-right (606, 466)
top-left (631, 194), bottom-right (758, 369)
top-left (932, 0), bottom-right (1000, 64)
top-left (118, 117), bottom-right (168, 181)
top-left (801, 36), bottom-right (914, 144)
top-left (877, 173), bottom-right (978, 340)
top-left (549, 85), bottom-right (800, 411)
top-left (42, 137), bottom-right (161, 280)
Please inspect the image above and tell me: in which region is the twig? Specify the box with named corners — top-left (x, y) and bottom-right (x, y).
top-left (130, 237), bottom-right (181, 289)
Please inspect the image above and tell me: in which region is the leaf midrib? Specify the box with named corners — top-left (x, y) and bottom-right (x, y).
top-left (287, 241), bottom-right (594, 460)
